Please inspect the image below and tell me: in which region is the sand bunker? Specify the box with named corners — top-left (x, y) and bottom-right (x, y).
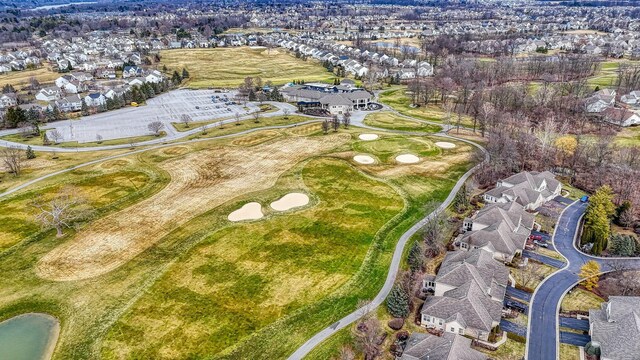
top-left (435, 142), bottom-right (456, 149)
top-left (354, 155), bottom-right (375, 164)
top-left (396, 154), bottom-right (420, 164)
top-left (37, 134), bottom-right (349, 281)
top-left (270, 193), bottom-right (310, 211)
top-left (228, 202), bottom-right (264, 221)
top-left (359, 134), bottom-right (379, 141)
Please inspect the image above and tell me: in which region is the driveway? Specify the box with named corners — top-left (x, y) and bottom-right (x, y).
top-left (526, 201), bottom-right (640, 359)
top-left (522, 250), bottom-right (565, 268)
top-left (559, 331), bottom-right (591, 346)
top-left (506, 286), bottom-right (532, 302)
top-left (559, 317), bottom-right (589, 332)
top-left (500, 319), bottom-right (527, 337)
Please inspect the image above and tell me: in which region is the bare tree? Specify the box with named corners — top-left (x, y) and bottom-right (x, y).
top-left (283, 108), bottom-right (291, 119)
top-left (2, 146), bottom-right (23, 176)
top-left (336, 346), bottom-right (356, 360)
top-left (95, 134), bottom-right (103, 144)
top-left (200, 125), bottom-right (208, 135)
top-left (342, 111), bottom-right (351, 129)
top-left (422, 201), bottom-right (448, 257)
top-left (331, 115), bottom-right (340, 132)
top-left (180, 114), bottom-right (192, 128)
top-left (31, 187), bottom-right (90, 237)
top-left (234, 112), bottom-right (241, 126)
top-left (253, 111), bottom-right (261, 123)
top-left (148, 121), bottom-right (165, 136)
top-left (515, 261), bottom-right (544, 289)
top-left (322, 120), bottom-right (330, 134)
top-left (353, 317), bottom-right (382, 360)
top-left (48, 129), bottom-right (63, 144)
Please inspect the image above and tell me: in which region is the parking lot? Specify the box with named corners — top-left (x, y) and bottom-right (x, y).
top-left (45, 89), bottom-right (260, 143)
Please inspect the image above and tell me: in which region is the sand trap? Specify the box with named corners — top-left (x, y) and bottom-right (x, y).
top-left (270, 193), bottom-right (310, 211)
top-left (354, 155), bottom-right (375, 164)
top-left (359, 134), bottom-right (379, 141)
top-left (396, 154), bottom-right (420, 164)
top-left (435, 141), bottom-right (456, 149)
top-left (228, 202), bottom-right (264, 222)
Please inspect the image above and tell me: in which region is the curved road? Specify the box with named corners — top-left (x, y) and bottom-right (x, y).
top-left (526, 200), bottom-right (640, 360)
top-left (287, 132), bottom-right (488, 360)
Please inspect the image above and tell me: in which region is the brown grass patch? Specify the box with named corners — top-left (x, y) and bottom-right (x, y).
top-left (99, 159), bottom-right (133, 170)
top-left (36, 134), bottom-right (349, 281)
top-left (230, 131), bottom-right (280, 147)
top-left (161, 146), bottom-right (191, 156)
top-left (286, 123), bottom-right (323, 136)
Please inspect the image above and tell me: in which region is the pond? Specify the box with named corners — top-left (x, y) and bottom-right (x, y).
top-left (0, 313), bottom-right (59, 360)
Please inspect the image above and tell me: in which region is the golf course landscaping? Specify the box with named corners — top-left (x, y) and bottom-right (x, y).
top-left (0, 124), bottom-right (479, 359)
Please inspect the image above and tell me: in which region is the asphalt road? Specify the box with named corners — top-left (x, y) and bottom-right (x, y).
top-left (526, 200), bottom-right (640, 359)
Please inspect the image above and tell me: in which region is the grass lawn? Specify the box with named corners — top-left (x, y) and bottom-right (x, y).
top-left (352, 135), bottom-right (440, 163)
top-left (561, 181), bottom-right (588, 201)
top-left (183, 115), bottom-right (315, 140)
top-left (0, 128), bottom-right (478, 360)
top-left (561, 287), bottom-right (604, 312)
top-left (363, 112), bottom-right (442, 133)
top-left (160, 47), bottom-right (335, 88)
top-left (0, 67), bottom-right (60, 90)
top-left (559, 344), bottom-right (580, 360)
top-left (511, 262), bottom-right (556, 290)
top-left (615, 126), bottom-right (640, 147)
top-left (378, 86), bottom-right (475, 127)
top-left (476, 338), bottom-right (525, 360)
top-left (171, 104), bottom-right (277, 132)
top-left (0, 133), bottom-right (166, 148)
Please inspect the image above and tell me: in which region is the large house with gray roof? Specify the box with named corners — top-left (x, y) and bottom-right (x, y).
top-left (483, 171), bottom-right (561, 210)
top-left (420, 249), bottom-right (506, 341)
top-left (281, 81), bottom-right (373, 115)
top-left (589, 296), bottom-right (640, 360)
top-left (400, 332), bottom-right (486, 360)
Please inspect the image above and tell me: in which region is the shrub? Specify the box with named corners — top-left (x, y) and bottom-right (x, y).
top-left (609, 234), bottom-right (637, 256)
top-left (386, 284), bottom-right (410, 318)
top-left (388, 318), bottom-right (404, 330)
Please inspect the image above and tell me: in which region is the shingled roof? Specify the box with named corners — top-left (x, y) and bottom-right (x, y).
top-left (589, 296), bottom-right (640, 360)
top-left (400, 332), bottom-right (486, 360)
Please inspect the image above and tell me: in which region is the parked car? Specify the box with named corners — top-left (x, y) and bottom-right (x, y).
top-left (534, 240), bottom-right (549, 248)
top-left (506, 300), bottom-right (527, 313)
top-left (581, 196), bottom-right (589, 203)
top-left (530, 234), bottom-right (543, 241)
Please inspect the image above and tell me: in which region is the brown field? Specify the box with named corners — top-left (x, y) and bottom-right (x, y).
top-left (36, 134), bottom-right (350, 281)
top-left (0, 67), bottom-right (59, 90)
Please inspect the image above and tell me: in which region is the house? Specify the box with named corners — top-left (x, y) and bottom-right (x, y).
top-left (456, 221), bottom-right (528, 262)
top-left (281, 83), bottom-right (373, 115)
top-left (462, 201), bottom-right (535, 234)
top-left (52, 94), bottom-right (82, 112)
top-left (621, 91), bottom-right (640, 105)
top-left (400, 332), bottom-right (486, 360)
top-left (122, 65), bottom-right (143, 78)
top-left (589, 296), bottom-right (640, 360)
top-left (128, 77), bottom-right (146, 87)
top-left (84, 93), bottom-right (106, 107)
top-left (0, 93), bottom-right (18, 109)
top-left (145, 70), bottom-right (164, 84)
top-left (602, 108), bottom-right (640, 127)
top-left (96, 68), bottom-right (116, 79)
top-left (36, 86), bottom-right (62, 102)
top-left (585, 89), bottom-right (616, 113)
top-left (483, 171), bottom-right (562, 210)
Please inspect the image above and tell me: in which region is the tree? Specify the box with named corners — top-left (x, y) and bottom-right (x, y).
top-left (336, 346), bottom-right (355, 360)
top-left (148, 121), bottom-right (165, 136)
top-left (386, 284), bottom-right (410, 318)
top-left (342, 111), bottom-right (351, 129)
top-left (180, 114), bottom-right (192, 128)
top-left (407, 240), bottom-right (424, 272)
top-left (181, 68), bottom-right (190, 79)
top-left (582, 185), bottom-right (616, 254)
top-left (81, 99), bottom-right (89, 116)
top-left (422, 201), bottom-right (447, 257)
top-left (579, 260), bottom-right (601, 291)
top-left (31, 187), bottom-right (90, 237)
top-left (352, 317), bottom-right (381, 360)
top-left (609, 234), bottom-right (637, 256)
top-left (2, 146), bottom-right (23, 176)
top-left (283, 108), bottom-right (291, 119)
top-left (515, 261), bottom-right (544, 289)
top-left (96, 134), bottom-right (103, 144)
top-left (48, 129), bottom-right (63, 144)
top-left (322, 120), bottom-right (330, 134)
top-left (252, 111), bottom-right (261, 123)
top-left (25, 146), bottom-right (36, 160)
top-left (234, 112), bottom-right (241, 126)
top-left (331, 115), bottom-right (340, 132)
top-left (555, 135), bottom-right (577, 168)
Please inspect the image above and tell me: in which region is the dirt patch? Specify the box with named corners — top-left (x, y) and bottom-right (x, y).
top-left (36, 134), bottom-right (349, 281)
top-left (270, 193), bottom-right (309, 211)
top-left (228, 202), bottom-right (264, 221)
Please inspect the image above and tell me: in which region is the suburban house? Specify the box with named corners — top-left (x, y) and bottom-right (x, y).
top-left (145, 70), bottom-right (165, 83)
top-left (602, 107), bottom-right (640, 127)
top-left (400, 332), bottom-right (486, 360)
top-left (122, 65), bottom-right (143, 78)
top-left (483, 171), bottom-right (562, 210)
top-left (420, 249), bottom-right (506, 341)
top-left (462, 201), bottom-right (535, 234)
top-left (36, 86), bottom-right (62, 102)
top-left (621, 90), bottom-right (640, 105)
top-left (84, 93), bottom-right (107, 107)
top-left (589, 296), bottom-right (640, 360)
top-left (585, 89), bottom-right (616, 113)
top-left (52, 94), bottom-right (83, 112)
top-left (0, 93), bottom-right (17, 109)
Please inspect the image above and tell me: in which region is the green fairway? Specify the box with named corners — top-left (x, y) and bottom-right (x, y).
top-left (363, 112), bottom-right (442, 133)
top-left (0, 127), bottom-right (477, 360)
top-left (160, 47), bottom-right (335, 88)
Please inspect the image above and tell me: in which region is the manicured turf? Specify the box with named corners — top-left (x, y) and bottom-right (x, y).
top-left (363, 112), bottom-right (442, 133)
top-left (160, 47), bottom-right (335, 88)
top-left (560, 287), bottom-right (604, 312)
top-left (0, 133), bottom-right (166, 148)
top-left (0, 129), bottom-right (476, 360)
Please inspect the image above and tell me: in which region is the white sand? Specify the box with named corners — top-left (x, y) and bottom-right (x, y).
top-left (435, 141), bottom-right (456, 149)
top-left (270, 193), bottom-right (310, 211)
top-left (354, 155), bottom-right (375, 164)
top-left (396, 154), bottom-right (420, 164)
top-left (359, 134), bottom-right (379, 141)
top-left (228, 202), bottom-right (264, 221)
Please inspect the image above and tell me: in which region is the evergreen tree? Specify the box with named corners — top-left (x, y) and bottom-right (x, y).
top-left (582, 185), bottom-right (616, 255)
top-left (386, 284), bottom-right (410, 318)
top-left (172, 70), bottom-right (182, 84)
top-left (81, 99), bottom-right (89, 116)
top-left (407, 241), bottom-right (424, 272)
top-left (181, 68), bottom-right (190, 79)
top-left (248, 89), bottom-right (256, 101)
top-left (25, 146), bottom-right (36, 159)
